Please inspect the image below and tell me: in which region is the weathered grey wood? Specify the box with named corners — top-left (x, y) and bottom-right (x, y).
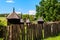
top-left (37, 24), bottom-right (42, 40)
top-left (32, 24), bottom-right (37, 40)
top-left (3, 27), bottom-right (7, 40)
top-left (52, 23), bottom-right (58, 36)
top-left (26, 23), bottom-right (29, 40)
top-left (17, 25), bottom-right (20, 40)
top-left (7, 24), bottom-right (21, 40)
top-left (44, 23), bottom-right (51, 38)
top-left (7, 25), bottom-right (12, 40)
top-left (6, 20), bottom-right (60, 40)
top-left (20, 24), bottom-right (25, 40)
top-left (29, 24), bottom-right (32, 40)
top-left (12, 25), bottom-right (16, 40)
top-left (57, 22), bottom-right (60, 33)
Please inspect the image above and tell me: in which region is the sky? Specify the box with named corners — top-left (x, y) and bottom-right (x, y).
top-left (0, 0), bottom-right (40, 15)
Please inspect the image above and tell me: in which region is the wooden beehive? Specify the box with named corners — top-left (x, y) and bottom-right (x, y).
top-left (37, 17), bottom-right (44, 24)
top-left (7, 8), bottom-right (20, 24)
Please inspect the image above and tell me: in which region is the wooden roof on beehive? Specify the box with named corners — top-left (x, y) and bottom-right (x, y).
top-left (37, 17), bottom-right (44, 22)
top-left (26, 14), bottom-right (30, 23)
top-left (7, 8), bottom-right (20, 19)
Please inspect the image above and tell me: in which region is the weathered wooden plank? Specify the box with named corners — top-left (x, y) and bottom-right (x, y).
top-left (44, 23), bottom-right (51, 38)
top-left (52, 23), bottom-right (58, 36)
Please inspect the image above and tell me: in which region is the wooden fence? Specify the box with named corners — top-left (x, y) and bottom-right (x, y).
top-left (44, 22), bottom-right (60, 38)
top-left (2, 21), bottom-right (60, 40)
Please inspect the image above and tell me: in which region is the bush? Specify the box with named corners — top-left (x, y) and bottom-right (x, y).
top-left (0, 20), bottom-right (6, 38)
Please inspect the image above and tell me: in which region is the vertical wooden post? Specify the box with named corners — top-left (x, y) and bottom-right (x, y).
top-left (7, 24), bottom-right (21, 40)
top-left (20, 23), bottom-right (25, 40)
top-left (37, 17), bottom-right (44, 39)
top-left (57, 22), bottom-right (60, 33)
top-left (52, 23), bottom-right (58, 36)
top-left (26, 23), bottom-right (29, 40)
top-left (26, 23), bottom-right (31, 40)
top-left (3, 27), bottom-right (7, 40)
top-left (17, 24), bottom-right (21, 40)
top-left (32, 24), bottom-right (37, 40)
top-left (29, 23), bottom-right (32, 40)
top-left (37, 24), bottom-right (42, 40)
top-left (44, 23), bottom-right (51, 38)
top-left (7, 25), bottom-right (12, 40)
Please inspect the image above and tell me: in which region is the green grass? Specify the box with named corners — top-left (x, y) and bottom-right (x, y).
top-left (44, 35), bottom-right (60, 40)
top-left (0, 38), bottom-right (3, 40)
top-left (0, 35), bottom-right (60, 40)
top-left (0, 17), bottom-right (7, 26)
top-left (0, 17), bottom-right (6, 20)
top-left (0, 36), bottom-right (59, 40)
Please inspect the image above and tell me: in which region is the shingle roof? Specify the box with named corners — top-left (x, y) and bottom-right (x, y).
top-left (37, 17), bottom-right (44, 21)
top-left (26, 19), bottom-right (30, 23)
top-left (7, 8), bottom-right (20, 19)
top-left (7, 13), bottom-right (20, 19)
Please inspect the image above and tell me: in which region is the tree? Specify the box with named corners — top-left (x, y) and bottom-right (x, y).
top-left (36, 0), bottom-right (60, 22)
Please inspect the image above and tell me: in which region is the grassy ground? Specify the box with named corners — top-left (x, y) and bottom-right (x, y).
top-left (44, 35), bottom-right (60, 40)
top-left (0, 38), bottom-right (3, 40)
top-left (0, 35), bottom-right (60, 40)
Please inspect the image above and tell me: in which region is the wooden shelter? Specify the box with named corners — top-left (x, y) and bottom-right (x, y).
top-left (7, 8), bottom-right (21, 24)
top-left (26, 14), bottom-right (30, 24)
top-left (37, 17), bottom-right (44, 24)
top-left (37, 17), bottom-right (44, 29)
top-left (20, 13), bottom-right (24, 24)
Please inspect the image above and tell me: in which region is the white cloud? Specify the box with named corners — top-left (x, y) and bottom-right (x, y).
top-left (23, 13), bottom-right (28, 14)
top-left (16, 12), bottom-right (21, 14)
top-left (28, 10), bottom-right (36, 15)
top-left (6, 0), bottom-right (14, 3)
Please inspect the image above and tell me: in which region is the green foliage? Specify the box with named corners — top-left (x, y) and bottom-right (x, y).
top-left (36, 0), bottom-right (60, 22)
top-left (0, 38), bottom-right (3, 40)
top-left (22, 14), bottom-right (34, 21)
top-left (0, 21), bottom-right (4, 27)
top-left (0, 14), bottom-right (8, 17)
top-left (0, 20), bottom-right (6, 28)
top-left (0, 17), bottom-right (7, 26)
